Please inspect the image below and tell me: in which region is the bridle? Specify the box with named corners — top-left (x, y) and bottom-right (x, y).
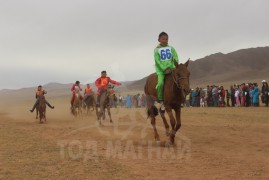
top-left (172, 70), bottom-right (188, 90)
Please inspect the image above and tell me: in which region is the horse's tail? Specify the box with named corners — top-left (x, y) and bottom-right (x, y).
top-left (145, 94), bottom-right (158, 119)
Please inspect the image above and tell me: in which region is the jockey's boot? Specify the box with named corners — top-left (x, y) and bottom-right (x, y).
top-left (48, 104), bottom-right (54, 109)
top-left (160, 101), bottom-right (165, 111)
top-left (45, 100), bottom-right (54, 109)
top-left (30, 100), bottom-right (39, 113)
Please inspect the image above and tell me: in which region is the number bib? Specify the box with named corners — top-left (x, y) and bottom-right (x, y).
top-left (158, 47), bottom-right (172, 61)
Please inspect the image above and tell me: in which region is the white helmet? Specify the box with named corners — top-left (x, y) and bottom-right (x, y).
top-left (262, 80), bottom-right (266, 83)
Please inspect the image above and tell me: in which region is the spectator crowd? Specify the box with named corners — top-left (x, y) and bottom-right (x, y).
top-left (185, 80), bottom-right (269, 107)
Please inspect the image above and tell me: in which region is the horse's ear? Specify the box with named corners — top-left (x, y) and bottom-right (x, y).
top-left (184, 58), bottom-right (190, 67)
top-left (174, 60), bottom-right (179, 68)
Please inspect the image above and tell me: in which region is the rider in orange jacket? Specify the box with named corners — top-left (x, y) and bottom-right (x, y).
top-left (95, 71), bottom-right (121, 105)
top-left (30, 85), bottom-right (54, 112)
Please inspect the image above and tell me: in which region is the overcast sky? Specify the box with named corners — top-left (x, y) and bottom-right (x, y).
top-left (0, 0), bottom-right (269, 89)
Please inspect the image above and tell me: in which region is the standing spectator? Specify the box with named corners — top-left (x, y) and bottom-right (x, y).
top-left (244, 83), bottom-right (250, 107)
top-left (261, 80), bottom-right (269, 107)
top-left (249, 84), bottom-right (254, 106)
top-left (126, 94), bottom-right (132, 108)
top-left (252, 83), bottom-right (260, 107)
top-left (137, 93), bottom-right (141, 108)
top-left (230, 85), bottom-right (236, 107)
top-left (226, 89), bottom-right (231, 107)
top-left (207, 85), bottom-right (213, 107)
top-left (195, 87), bottom-right (200, 107)
top-left (219, 86), bottom-right (225, 107)
top-left (212, 85), bottom-right (219, 107)
top-left (191, 89), bottom-right (196, 107)
top-left (239, 84), bottom-right (245, 106)
top-left (185, 93), bottom-right (191, 107)
top-left (119, 95), bottom-right (123, 108)
top-left (235, 88), bottom-right (240, 107)
top-left (200, 95), bottom-right (205, 107)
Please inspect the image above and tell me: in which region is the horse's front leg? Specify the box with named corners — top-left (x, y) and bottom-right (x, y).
top-left (160, 110), bottom-right (169, 136)
top-left (174, 107), bottom-right (181, 132)
top-left (36, 108), bottom-right (38, 119)
top-left (44, 109), bottom-right (46, 121)
top-left (107, 106), bottom-right (112, 123)
top-left (166, 106), bottom-right (176, 146)
top-left (95, 105), bottom-right (100, 120)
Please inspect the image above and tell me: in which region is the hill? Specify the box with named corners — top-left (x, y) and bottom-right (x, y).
top-left (129, 46), bottom-right (269, 89)
top-left (1, 47), bottom-right (269, 97)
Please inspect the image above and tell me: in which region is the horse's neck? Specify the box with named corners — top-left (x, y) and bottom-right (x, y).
top-left (38, 95), bottom-right (45, 100)
top-left (165, 74), bottom-right (182, 99)
top-left (100, 91), bottom-right (109, 103)
top-left (75, 92), bottom-right (80, 98)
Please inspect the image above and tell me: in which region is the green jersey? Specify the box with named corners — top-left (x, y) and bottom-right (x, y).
top-left (154, 44), bottom-right (179, 74)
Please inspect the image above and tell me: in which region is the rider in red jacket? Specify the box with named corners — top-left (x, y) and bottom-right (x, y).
top-left (95, 71), bottom-right (121, 105)
top-left (70, 81), bottom-right (83, 108)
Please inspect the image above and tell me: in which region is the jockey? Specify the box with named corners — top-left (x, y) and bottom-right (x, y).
top-left (30, 85), bottom-right (54, 112)
top-left (95, 71), bottom-right (121, 105)
top-left (84, 84), bottom-right (94, 102)
top-left (70, 81), bottom-right (83, 108)
top-left (154, 32), bottom-right (179, 110)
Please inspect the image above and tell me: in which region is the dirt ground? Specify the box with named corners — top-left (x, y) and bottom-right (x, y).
top-left (0, 96), bottom-right (269, 179)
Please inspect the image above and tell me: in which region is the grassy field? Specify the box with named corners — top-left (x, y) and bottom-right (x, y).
top-left (0, 96), bottom-right (269, 179)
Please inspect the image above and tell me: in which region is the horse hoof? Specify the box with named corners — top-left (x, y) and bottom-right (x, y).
top-left (165, 130), bottom-right (170, 136)
top-left (110, 120), bottom-right (113, 123)
top-left (165, 140), bottom-right (173, 147)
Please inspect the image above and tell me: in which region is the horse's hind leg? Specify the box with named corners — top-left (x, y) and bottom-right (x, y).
top-left (146, 95), bottom-right (160, 144)
top-left (149, 106), bottom-right (160, 144)
top-left (39, 112), bottom-right (43, 123)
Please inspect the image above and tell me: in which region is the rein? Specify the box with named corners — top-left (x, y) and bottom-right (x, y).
top-left (171, 70), bottom-right (187, 89)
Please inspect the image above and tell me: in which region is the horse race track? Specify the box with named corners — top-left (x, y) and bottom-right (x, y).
top-left (0, 96), bottom-right (269, 179)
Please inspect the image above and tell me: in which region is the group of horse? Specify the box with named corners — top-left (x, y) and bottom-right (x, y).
top-left (35, 85), bottom-right (116, 125)
top-left (71, 85), bottom-right (116, 125)
top-left (34, 60), bottom-right (191, 146)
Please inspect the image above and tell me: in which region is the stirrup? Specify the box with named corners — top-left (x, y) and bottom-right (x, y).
top-left (160, 104), bottom-right (165, 111)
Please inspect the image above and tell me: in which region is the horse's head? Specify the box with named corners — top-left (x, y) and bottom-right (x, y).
top-left (172, 59), bottom-right (191, 97)
top-left (107, 85), bottom-right (115, 97)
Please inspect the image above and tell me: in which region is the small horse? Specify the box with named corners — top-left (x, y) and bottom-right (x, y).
top-left (95, 85), bottom-right (115, 125)
top-left (144, 60), bottom-right (191, 146)
top-left (73, 92), bottom-right (83, 118)
top-left (37, 94), bottom-right (46, 123)
top-left (83, 93), bottom-right (96, 114)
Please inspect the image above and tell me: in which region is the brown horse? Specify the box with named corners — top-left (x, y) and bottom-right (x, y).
top-left (83, 93), bottom-right (96, 114)
top-left (144, 60), bottom-right (191, 146)
top-left (96, 85), bottom-right (115, 125)
top-left (72, 92), bottom-right (83, 118)
top-left (37, 94), bottom-right (46, 123)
